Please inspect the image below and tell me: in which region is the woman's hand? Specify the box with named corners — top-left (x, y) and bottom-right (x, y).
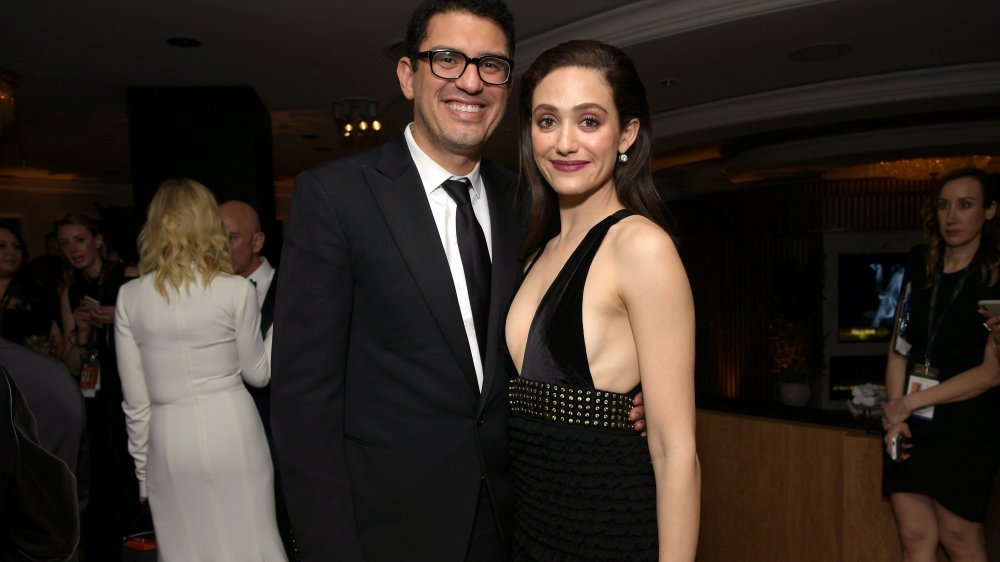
top-left (884, 422), bottom-right (912, 461)
top-left (980, 308), bottom-right (1000, 350)
top-left (881, 396), bottom-right (912, 429)
top-left (72, 307), bottom-right (94, 331)
top-left (89, 304), bottom-right (116, 326)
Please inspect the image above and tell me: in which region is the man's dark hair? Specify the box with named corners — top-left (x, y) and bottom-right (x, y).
top-left (403, 0), bottom-right (516, 69)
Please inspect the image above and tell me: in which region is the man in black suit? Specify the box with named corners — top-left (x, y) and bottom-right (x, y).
top-left (0, 337), bottom-right (85, 560)
top-left (219, 201), bottom-right (277, 352)
top-left (219, 200), bottom-right (296, 560)
top-left (270, 1), bottom-right (520, 560)
top-left (0, 337), bottom-right (86, 476)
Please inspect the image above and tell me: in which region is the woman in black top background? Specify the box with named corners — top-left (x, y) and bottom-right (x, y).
top-left (882, 168), bottom-right (1000, 561)
top-left (56, 212), bottom-right (140, 561)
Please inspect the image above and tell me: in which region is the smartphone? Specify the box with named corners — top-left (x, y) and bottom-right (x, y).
top-left (890, 434), bottom-right (907, 461)
top-left (82, 296), bottom-right (101, 310)
top-left (979, 300), bottom-right (1000, 316)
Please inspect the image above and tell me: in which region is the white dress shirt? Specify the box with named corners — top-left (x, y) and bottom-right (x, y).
top-left (247, 257), bottom-right (276, 356)
top-left (247, 257), bottom-right (276, 309)
top-left (404, 124), bottom-right (492, 390)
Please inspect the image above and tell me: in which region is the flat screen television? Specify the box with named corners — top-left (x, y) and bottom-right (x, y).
top-left (837, 252), bottom-right (908, 342)
top-left (828, 355), bottom-right (887, 399)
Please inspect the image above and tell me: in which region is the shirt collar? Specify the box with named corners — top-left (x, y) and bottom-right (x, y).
top-left (247, 256), bottom-right (274, 286)
top-left (403, 123), bottom-right (484, 202)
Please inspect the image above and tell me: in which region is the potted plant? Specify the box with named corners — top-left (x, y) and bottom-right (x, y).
top-left (769, 309), bottom-right (812, 406)
top-left (768, 255), bottom-right (825, 407)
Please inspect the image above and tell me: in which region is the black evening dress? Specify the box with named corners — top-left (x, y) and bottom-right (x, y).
top-left (882, 246), bottom-right (1000, 522)
top-left (508, 209), bottom-right (657, 562)
top-left (67, 260), bottom-right (141, 560)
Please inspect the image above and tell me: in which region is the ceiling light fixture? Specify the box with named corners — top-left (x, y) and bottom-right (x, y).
top-left (333, 98), bottom-right (382, 143)
top-left (0, 67), bottom-right (19, 136)
top-left (166, 37), bottom-right (202, 48)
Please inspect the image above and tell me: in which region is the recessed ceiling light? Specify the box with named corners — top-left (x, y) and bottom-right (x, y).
top-left (166, 37), bottom-right (202, 48)
top-left (787, 43), bottom-right (851, 63)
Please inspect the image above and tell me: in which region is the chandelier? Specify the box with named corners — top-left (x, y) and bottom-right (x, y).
top-left (333, 98), bottom-right (382, 143)
top-left (824, 155), bottom-right (998, 181)
top-left (0, 67), bottom-right (18, 136)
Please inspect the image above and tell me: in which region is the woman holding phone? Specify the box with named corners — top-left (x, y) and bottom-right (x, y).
top-left (882, 167), bottom-right (1000, 561)
top-left (56, 212), bottom-right (140, 561)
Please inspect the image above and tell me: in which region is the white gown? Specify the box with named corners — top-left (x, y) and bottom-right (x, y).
top-left (115, 273), bottom-right (287, 562)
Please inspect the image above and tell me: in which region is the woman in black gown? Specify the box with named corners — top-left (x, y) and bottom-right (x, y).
top-left (56, 212), bottom-right (141, 561)
top-left (505, 40), bottom-right (700, 561)
top-left (882, 168), bottom-right (1000, 561)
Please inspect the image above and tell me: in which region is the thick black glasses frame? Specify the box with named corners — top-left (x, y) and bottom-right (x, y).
top-left (414, 49), bottom-right (513, 86)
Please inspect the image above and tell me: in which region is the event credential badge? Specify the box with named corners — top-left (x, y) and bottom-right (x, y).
top-left (906, 363), bottom-right (939, 420)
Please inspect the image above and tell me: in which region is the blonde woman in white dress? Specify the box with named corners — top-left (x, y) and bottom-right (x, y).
top-left (115, 178), bottom-right (287, 561)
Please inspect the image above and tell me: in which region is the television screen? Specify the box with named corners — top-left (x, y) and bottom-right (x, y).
top-left (828, 355), bottom-right (887, 400)
top-left (838, 252), bottom-right (907, 342)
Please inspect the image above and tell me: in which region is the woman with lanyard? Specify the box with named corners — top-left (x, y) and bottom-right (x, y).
top-left (56, 212), bottom-right (141, 561)
top-left (882, 167), bottom-right (1000, 561)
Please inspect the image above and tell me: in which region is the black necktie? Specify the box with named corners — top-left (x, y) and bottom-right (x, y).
top-left (441, 178), bottom-right (491, 361)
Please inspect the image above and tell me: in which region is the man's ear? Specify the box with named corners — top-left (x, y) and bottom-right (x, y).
top-left (397, 57), bottom-right (415, 101)
top-left (252, 231), bottom-right (265, 254)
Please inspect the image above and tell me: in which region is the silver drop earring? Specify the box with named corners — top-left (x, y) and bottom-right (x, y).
top-left (618, 153), bottom-right (628, 163)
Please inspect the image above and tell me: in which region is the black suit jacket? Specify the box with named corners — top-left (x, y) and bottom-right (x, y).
top-left (271, 135), bottom-right (520, 562)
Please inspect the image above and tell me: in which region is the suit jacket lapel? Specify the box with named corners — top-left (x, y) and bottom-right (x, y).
top-left (365, 137), bottom-right (481, 395)
top-left (478, 161), bottom-right (520, 409)
top-left (260, 277), bottom-right (278, 337)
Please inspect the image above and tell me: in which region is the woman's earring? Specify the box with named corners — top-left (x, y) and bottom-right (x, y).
top-left (618, 153), bottom-right (628, 163)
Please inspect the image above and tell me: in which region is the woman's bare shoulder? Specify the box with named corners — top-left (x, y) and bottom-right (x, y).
top-left (607, 214), bottom-right (680, 266)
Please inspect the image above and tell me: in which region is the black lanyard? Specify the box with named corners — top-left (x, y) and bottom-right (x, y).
top-left (924, 262), bottom-right (973, 368)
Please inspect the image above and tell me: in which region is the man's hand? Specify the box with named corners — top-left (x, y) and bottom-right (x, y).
top-left (629, 392), bottom-right (646, 435)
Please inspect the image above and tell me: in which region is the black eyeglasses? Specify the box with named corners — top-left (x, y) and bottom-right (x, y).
top-left (414, 49), bottom-right (513, 86)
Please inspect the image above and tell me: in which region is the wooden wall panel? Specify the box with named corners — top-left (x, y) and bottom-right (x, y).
top-left (841, 433), bottom-right (903, 561)
top-left (695, 409), bottom-right (959, 561)
top-left (697, 411), bottom-right (843, 561)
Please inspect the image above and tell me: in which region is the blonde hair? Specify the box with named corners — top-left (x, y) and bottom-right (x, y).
top-left (137, 178), bottom-right (234, 300)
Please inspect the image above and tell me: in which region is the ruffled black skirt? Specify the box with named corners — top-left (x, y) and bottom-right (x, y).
top-left (508, 414), bottom-right (657, 561)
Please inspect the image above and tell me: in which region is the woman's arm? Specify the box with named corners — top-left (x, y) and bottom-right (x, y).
top-left (617, 220), bottom-right (700, 562)
top-left (234, 279), bottom-right (269, 388)
top-left (881, 292), bottom-right (909, 429)
top-left (883, 336), bottom-right (1000, 425)
top-left (57, 286), bottom-right (84, 375)
top-left (884, 296), bottom-right (909, 401)
top-left (113, 288), bottom-right (150, 499)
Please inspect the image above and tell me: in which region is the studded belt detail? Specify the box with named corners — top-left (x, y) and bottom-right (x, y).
top-left (509, 377), bottom-right (634, 430)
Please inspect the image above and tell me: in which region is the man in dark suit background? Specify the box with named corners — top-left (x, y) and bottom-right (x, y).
top-left (219, 200), bottom-right (277, 358)
top-left (219, 200), bottom-right (296, 560)
top-left (0, 336), bottom-right (86, 560)
top-left (0, 337), bottom-right (86, 476)
top-left (270, 1), bottom-right (520, 560)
